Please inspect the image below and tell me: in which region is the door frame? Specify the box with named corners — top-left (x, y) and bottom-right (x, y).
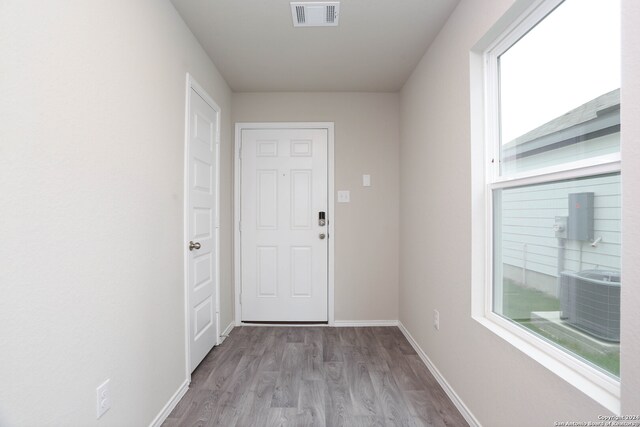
top-left (234, 122), bottom-right (335, 326)
top-left (183, 73), bottom-right (221, 378)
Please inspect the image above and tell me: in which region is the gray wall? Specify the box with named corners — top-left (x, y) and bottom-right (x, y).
top-left (0, 1), bottom-right (232, 425)
top-left (232, 92), bottom-right (400, 322)
top-left (620, 0), bottom-right (640, 414)
top-left (399, 0), bottom-right (639, 425)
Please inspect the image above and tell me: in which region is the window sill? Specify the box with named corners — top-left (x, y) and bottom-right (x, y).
top-left (472, 311), bottom-right (620, 414)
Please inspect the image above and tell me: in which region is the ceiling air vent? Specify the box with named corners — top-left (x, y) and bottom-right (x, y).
top-left (290, 2), bottom-right (340, 27)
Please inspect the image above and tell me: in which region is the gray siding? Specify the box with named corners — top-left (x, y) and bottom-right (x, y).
top-left (500, 173), bottom-right (621, 279)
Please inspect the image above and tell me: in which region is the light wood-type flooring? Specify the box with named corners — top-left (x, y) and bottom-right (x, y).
top-left (163, 326), bottom-right (468, 427)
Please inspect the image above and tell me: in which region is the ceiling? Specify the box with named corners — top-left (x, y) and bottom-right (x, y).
top-left (171, 0), bottom-right (460, 92)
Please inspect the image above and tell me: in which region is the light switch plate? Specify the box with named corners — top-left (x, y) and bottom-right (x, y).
top-left (337, 191), bottom-right (350, 203)
top-left (362, 174), bottom-right (371, 187)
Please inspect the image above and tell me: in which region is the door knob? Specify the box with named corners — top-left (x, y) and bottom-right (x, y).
top-left (189, 241), bottom-right (201, 251)
top-left (319, 233), bottom-right (326, 240)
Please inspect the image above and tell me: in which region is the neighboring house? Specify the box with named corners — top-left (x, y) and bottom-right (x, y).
top-left (501, 89), bottom-right (621, 296)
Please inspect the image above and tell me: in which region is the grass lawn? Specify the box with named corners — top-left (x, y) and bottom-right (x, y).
top-left (500, 279), bottom-right (619, 377)
top-left (502, 279), bottom-right (560, 321)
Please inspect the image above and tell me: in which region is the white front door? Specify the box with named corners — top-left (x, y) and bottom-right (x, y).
top-left (240, 128), bottom-right (328, 322)
top-left (187, 87), bottom-right (219, 370)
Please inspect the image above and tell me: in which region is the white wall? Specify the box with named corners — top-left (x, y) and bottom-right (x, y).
top-left (399, 0), bottom-right (639, 425)
top-left (620, 0), bottom-right (640, 415)
top-left (0, 1), bottom-right (232, 425)
top-left (232, 92), bottom-right (400, 322)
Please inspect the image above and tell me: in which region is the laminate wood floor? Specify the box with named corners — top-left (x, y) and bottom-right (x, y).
top-left (163, 326), bottom-right (468, 427)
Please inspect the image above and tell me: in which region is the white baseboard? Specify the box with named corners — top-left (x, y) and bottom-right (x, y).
top-left (220, 321), bottom-right (234, 343)
top-left (333, 320), bottom-right (399, 327)
top-left (397, 321), bottom-right (481, 427)
top-left (235, 320), bottom-right (398, 327)
top-left (152, 321), bottom-right (234, 426)
top-left (148, 378), bottom-right (189, 427)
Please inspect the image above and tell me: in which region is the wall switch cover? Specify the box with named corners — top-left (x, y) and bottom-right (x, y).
top-left (337, 191), bottom-right (350, 203)
top-left (362, 174), bottom-right (371, 187)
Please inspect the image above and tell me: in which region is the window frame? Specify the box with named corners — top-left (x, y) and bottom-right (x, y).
top-left (472, 0), bottom-right (621, 413)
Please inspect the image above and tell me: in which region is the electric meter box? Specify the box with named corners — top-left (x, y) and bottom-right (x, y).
top-left (567, 192), bottom-right (594, 241)
top-left (554, 216), bottom-right (568, 239)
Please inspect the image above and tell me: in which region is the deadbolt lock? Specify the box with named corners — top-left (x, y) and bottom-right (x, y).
top-left (319, 211), bottom-right (326, 227)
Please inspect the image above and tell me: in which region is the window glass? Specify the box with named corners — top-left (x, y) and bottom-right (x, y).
top-left (493, 173), bottom-right (621, 377)
top-left (491, 0), bottom-right (622, 378)
top-left (498, 0), bottom-right (620, 176)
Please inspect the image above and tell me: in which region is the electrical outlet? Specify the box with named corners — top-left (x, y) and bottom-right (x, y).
top-left (433, 309), bottom-right (440, 330)
top-left (337, 190), bottom-right (350, 203)
top-left (96, 379), bottom-right (111, 419)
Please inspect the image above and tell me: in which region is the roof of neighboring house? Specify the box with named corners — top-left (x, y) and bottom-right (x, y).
top-left (502, 89), bottom-right (620, 161)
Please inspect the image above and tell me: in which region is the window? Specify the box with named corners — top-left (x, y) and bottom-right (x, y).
top-left (474, 0), bottom-right (621, 411)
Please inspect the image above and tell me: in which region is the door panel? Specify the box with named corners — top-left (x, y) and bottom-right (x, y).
top-left (291, 170), bottom-right (312, 229)
top-left (257, 170), bottom-right (278, 229)
top-left (291, 246), bottom-right (312, 297)
top-left (241, 129), bottom-right (328, 321)
top-left (257, 246), bottom-right (278, 296)
top-left (188, 89), bottom-right (219, 370)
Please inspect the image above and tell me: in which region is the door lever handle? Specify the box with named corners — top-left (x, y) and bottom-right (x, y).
top-left (189, 241), bottom-right (201, 251)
